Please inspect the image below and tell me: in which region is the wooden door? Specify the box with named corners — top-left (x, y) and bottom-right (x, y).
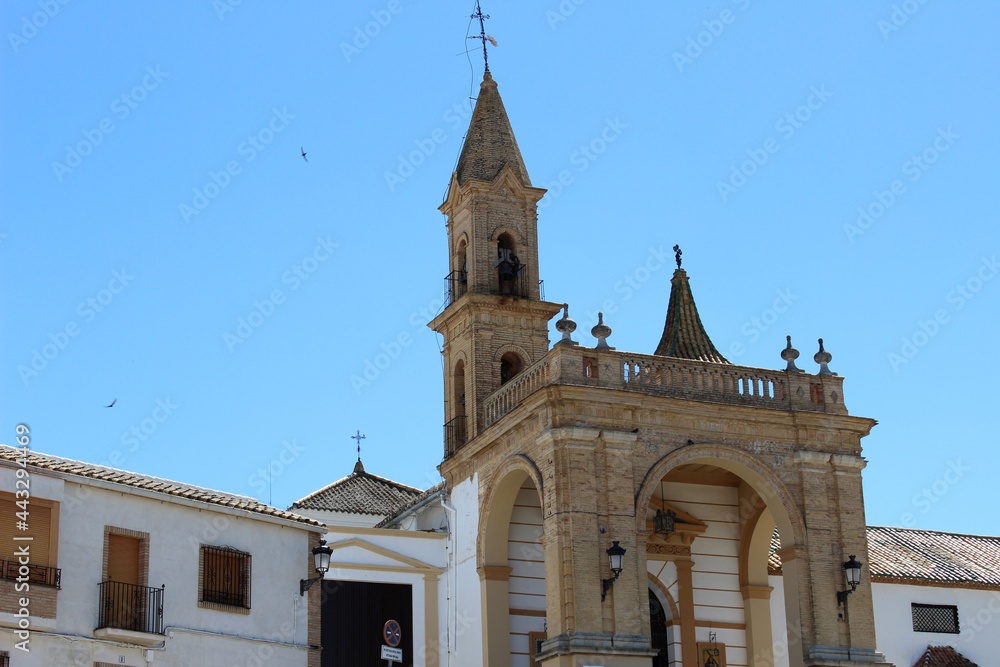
top-left (105, 534), bottom-right (143, 630)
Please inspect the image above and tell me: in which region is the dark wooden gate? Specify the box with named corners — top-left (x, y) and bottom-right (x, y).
top-left (321, 580), bottom-right (413, 666)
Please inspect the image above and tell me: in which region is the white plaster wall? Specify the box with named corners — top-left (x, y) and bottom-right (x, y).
top-left (871, 582), bottom-right (1000, 667)
top-left (292, 507), bottom-right (384, 527)
top-left (768, 574), bottom-right (790, 667)
top-left (449, 473), bottom-right (483, 667)
top-left (0, 627), bottom-right (308, 667)
top-left (767, 578), bottom-right (1000, 667)
top-left (0, 473), bottom-right (315, 667)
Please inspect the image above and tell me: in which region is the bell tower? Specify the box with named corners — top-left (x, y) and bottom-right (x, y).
top-left (430, 70), bottom-right (562, 455)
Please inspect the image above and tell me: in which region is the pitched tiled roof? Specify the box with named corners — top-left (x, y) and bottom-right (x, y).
top-left (0, 445), bottom-right (322, 528)
top-left (768, 526), bottom-right (1000, 589)
top-left (289, 461), bottom-right (423, 516)
top-left (911, 645), bottom-right (978, 667)
top-left (866, 526), bottom-right (1000, 588)
top-left (374, 482), bottom-right (445, 529)
top-left (455, 70), bottom-right (531, 186)
top-left (654, 268), bottom-right (729, 364)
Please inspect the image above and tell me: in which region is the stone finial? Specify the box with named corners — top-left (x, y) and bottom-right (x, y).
top-left (591, 312), bottom-right (615, 350)
top-left (555, 303), bottom-right (579, 346)
top-left (781, 335), bottom-right (803, 373)
top-left (814, 338), bottom-right (835, 376)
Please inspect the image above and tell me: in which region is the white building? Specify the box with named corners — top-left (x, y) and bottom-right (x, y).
top-left (0, 445), bottom-right (324, 667)
top-left (291, 456), bottom-right (1000, 667)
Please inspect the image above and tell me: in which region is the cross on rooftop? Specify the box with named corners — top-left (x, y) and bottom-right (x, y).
top-left (351, 430), bottom-right (366, 462)
top-left (469, 0), bottom-right (492, 72)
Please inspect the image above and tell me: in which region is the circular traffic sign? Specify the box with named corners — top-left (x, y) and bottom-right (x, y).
top-left (383, 619), bottom-right (401, 648)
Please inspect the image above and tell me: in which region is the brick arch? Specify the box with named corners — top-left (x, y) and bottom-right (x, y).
top-left (479, 453), bottom-right (545, 567)
top-left (492, 344), bottom-right (529, 363)
top-left (490, 225), bottom-right (523, 245)
top-left (648, 572), bottom-right (679, 620)
top-left (477, 454), bottom-right (545, 667)
top-left (635, 443), bottom-right (805, 549)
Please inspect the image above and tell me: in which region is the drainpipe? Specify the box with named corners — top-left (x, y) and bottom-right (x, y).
top-left (441, 489), bottom-right (458, 667)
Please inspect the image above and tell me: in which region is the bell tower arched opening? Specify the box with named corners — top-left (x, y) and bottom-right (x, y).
top-left (499, 351), bottom-right (523, 385)
top-left (495, 233), bottom-right (522, 296)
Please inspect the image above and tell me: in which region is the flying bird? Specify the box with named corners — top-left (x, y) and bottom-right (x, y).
top-left (300, 147), bottom-right (308, 162)
top-left (104, 399), bottom-right (117, 408)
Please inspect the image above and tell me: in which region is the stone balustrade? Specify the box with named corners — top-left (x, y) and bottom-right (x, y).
top-left (482, 344), bottom-right (846, 429)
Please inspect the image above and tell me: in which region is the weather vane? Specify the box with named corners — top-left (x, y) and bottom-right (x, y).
top-left (351, 429), bottom-right (366, 462)
top-left (673, 244), bottom-right (682, 269)
top-left (469, 0), bottom-right (497, 71)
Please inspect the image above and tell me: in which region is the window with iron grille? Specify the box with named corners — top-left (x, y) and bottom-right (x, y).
top-left (911, 603), bottom-right (959, 633)
top-left (201, 545), bottom-right (251, 609)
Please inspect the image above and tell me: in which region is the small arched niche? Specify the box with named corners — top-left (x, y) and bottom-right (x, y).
top-left (499, 352), bottom-right (523, 385)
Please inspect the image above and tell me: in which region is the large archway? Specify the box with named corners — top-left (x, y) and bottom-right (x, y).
top-left (637, 445), bottom-right (808, 667)
top-left (479, 457), bottom-right (546, 667)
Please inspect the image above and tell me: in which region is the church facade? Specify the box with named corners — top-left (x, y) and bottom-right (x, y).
top-left (425, 67), bottom-right (883, 667)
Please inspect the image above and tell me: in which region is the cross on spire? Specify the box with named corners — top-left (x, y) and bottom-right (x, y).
top-left (469, 0), bottom-right (494, 72)
top-left (351, 430), bottom-right (366, 462)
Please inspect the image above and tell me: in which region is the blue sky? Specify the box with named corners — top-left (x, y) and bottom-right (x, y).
top-left (2, 2), bottom-right (998, 536)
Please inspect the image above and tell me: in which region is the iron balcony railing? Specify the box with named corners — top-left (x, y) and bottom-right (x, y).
top-left (1, 559), bottom-right (61, 588)
top-left (444, 266), bottom-right (544, 307)
top-left (444, 415), bottom-right (468, 458)
top-left (97, 581), bottom-right (164, 635)
top-left (444, 270), bottom-right (468, 306)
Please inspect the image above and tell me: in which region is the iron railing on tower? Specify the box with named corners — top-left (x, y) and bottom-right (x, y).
top-left (444, 266), bottom-right (543, 307)
top-left (444, 270), bottom-right (468, 306)
top-left (443, 415), bottom-right (468, 458)
top-left (97, 581), bottom-right (164, 635)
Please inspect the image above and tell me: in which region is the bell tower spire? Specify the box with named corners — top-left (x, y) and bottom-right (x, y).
top-left (431, 69), bottom-right (561, 457)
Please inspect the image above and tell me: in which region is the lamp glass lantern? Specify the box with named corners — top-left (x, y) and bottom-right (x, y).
top-left (836, 554), bottom-right (863, 607)
top-left (301, 538), bottom-right (333, 595)
top-left (607, 541), bottom-right (626, 575)
top-left (843, 554), bottom-right (862, 590)
top-left (313, 539), bottom-right (332, 574)
top-left (601, 541), bottom-right (627, 601)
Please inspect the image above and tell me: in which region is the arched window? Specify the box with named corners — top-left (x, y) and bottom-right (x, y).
top-left (499, 352), bottom-right (523, 385)
top-left (451, 240), bottom-right (468, 301)
top-left (456, 240), bottom-right (468, 286)
top-left (453, 360), bottom-right (466, 416)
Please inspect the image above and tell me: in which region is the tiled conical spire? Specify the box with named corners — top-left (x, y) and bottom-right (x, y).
top-left (455, 70), bottom-right (531, 186)
top-left (654, 268), bottom-right (729, 364)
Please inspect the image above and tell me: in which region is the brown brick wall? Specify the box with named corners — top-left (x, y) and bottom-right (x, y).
top-left (0, 576), bottom-right (57, 618)
top-left (307, 530), bottom-right (322, 667)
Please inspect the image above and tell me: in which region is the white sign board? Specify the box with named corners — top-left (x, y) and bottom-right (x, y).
top-left (381, 645), bottom-right (403, 662)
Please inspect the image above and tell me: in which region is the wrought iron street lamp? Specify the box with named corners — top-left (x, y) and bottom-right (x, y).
top-left (836, 554), bottom-right (863, 606)
top-left (300, 538), bottom-right (333, 595)
top-left (601, 541), bottom-right (626, 602)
